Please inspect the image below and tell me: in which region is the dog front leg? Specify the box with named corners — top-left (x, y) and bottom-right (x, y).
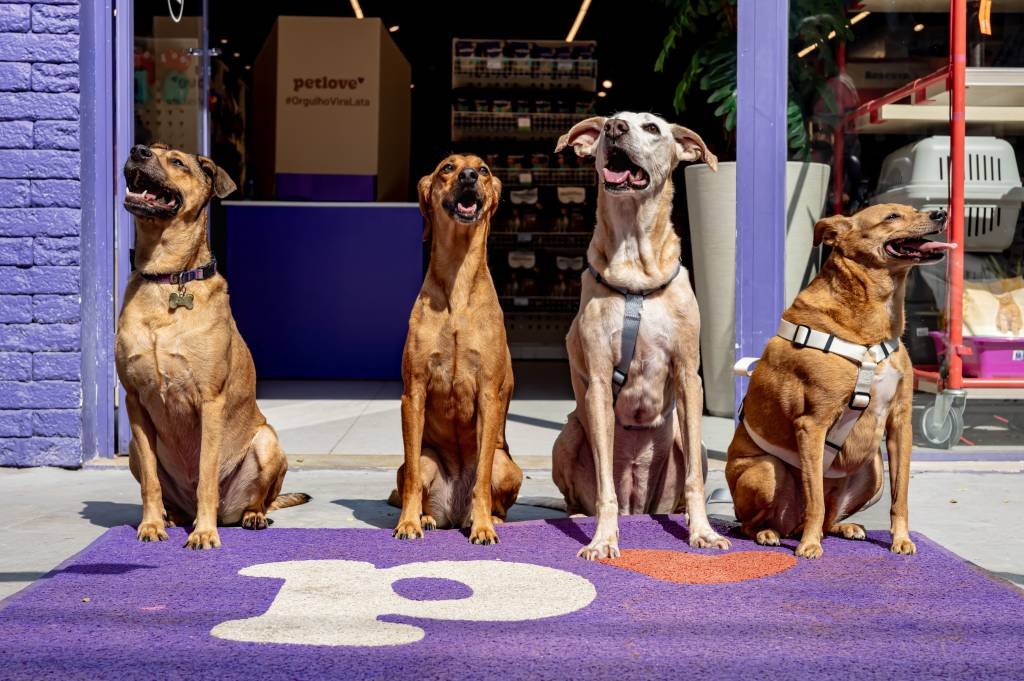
top-left (186, 395), bottom-right (226, 550)
top-left (676, 365), bottom-right (729, 549)
top-left (469, 386), bottom-right (502, 545)
top-left (885, 376), bottom-right (917, 555)
top-left (394, 386), bottom-right (426, 539)
top-left (126, 392), bottom-right (168, 543)
top-left (794, 417), bottom-right (827, 559)
top-left (580, 380), bottom-right (620, 560)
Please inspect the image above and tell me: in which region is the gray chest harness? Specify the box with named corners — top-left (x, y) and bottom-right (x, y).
top-left (587, 262), bottom-right (682, 427)
top-left (736, 319), bottom-right (900, 477)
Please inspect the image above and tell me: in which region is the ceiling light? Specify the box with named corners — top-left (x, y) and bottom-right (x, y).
top-left (410, 83), bottom-right (415, 89)
top-left (849, 11), bottom-right (870, 25)
top-left (389, 25), bottom-right (399, 33)
top-left (350, 0), bottom-right (364, 19)
top-left (597, 91), bottom-right (607, 98)
top-left (219, 38), bottom-right (228, 45)
top-left (914, 23), bottom-right (925, 32)
top-left (798, 10), bottom-right (870, 58)
top-left (566, 0), bottom-right (592, 42)
top-left (602, 79), bottom-right (613, 89)
top-left (232, 52), bottom-right (240, 58)
top-left (244, 65), bottom-right (251, 71)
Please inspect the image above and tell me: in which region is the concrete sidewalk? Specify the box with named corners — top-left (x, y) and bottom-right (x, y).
top-left (1, 464), bottom-right (1021, 602)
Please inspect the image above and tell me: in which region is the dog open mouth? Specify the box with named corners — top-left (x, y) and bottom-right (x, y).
top-left (884, 234), bottom-right (957, 262)
top-left (601, 148), bottom-right (650, 192)
top-left (124, 168), bottom-right (181, 217)
top-left (447, 189), bottom-right (482, 223)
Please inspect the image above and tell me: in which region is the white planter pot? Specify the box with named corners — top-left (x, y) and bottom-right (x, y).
top-left (685, 161), bottom-right (831, 417)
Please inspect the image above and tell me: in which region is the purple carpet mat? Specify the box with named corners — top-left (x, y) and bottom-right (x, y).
top-left (1, 516), bottom-right (1022, 680)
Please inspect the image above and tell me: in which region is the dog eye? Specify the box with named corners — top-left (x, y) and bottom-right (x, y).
top-left (643, 123), bottom-right (660, 134)
top-left (171, 158), bottom-right (186, 168)
top-left (478, 166), bottom-right (490, 176)
top-left (886, 213), bottom-right (900, 221)
top-left (441, 163), bottom-right (455, 173)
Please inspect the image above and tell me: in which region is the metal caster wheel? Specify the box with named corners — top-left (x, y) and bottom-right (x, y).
top-left (920, 405), bottom-right (964, 449)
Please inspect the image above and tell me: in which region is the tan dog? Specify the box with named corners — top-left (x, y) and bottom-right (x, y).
top-left (551, 113), bottom-right (728, 560)
top-left (116, 143), bottom-right (309, 550)
top-left (392, 155), bottom-right (522, 545)
top-left (727, 204), bottom-right (955, 559)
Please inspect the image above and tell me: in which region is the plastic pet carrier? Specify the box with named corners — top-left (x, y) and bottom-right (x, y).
top-left (873, 136), bottom-right (1024, 252)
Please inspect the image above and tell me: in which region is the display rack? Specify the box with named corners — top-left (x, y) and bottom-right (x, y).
top-left (833, 0), bottom-right (1024, 447)
top-left (452, 38), bottom-right (598, 360)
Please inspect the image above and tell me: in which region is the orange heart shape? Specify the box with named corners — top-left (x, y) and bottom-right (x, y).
top-left (599, 549), bottom-right (797, 584)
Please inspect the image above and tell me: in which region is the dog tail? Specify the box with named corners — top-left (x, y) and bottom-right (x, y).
top-left (269, 492), bottom-right (312, 511)
top-left (386, 488), bottom-right (402, 509)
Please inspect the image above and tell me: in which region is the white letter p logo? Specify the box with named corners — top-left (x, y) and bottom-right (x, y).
top-left (211, 560), bottom-right (596, 647)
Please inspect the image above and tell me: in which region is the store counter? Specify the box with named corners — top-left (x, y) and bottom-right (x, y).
top-left (224, 201), bottom-right (422, 379)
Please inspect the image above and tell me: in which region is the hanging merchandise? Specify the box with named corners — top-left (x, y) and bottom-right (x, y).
top-left (557, 186), bottom-right (586, 204)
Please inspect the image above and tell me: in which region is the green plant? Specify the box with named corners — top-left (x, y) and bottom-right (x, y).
top-left (655, 0), bottom-right (853, 158)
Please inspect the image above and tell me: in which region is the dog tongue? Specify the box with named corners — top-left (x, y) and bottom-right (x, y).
top-left (457, 201), bottom-right (477, 215)
top-left (917, 241), bottom-right (957, 252)
top-left (602, 167), bottom-right (630, 184)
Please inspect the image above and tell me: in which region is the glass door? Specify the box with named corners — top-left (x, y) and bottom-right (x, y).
top-left (114, 0), bottom-right (213, 452)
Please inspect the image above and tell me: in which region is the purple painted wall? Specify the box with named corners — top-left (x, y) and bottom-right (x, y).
top-left (0, 0), bottom-right (82, 467)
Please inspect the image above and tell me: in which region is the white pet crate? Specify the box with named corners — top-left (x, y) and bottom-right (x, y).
top-left (872, 136), bottom-right (1024, 252)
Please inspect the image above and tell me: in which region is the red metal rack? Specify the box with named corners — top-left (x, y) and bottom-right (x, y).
top-left (832, 0), bottom-right (1024, 448)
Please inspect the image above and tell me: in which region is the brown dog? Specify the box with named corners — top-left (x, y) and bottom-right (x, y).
top-left (116, 143), bottom-right (308, 550)
top-left (391, 155), bottom-right (522, 545)
top-left (726, 204), bottom-right (955, 559)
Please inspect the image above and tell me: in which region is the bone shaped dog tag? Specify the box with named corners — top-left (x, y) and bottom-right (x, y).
top-left (169, 291), bottom-right (194, 310)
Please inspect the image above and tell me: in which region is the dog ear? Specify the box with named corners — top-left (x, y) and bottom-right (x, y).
top-left (197, 156), bottom-right (237, 198)
top-left (486, 174), bottom-right (503, 218)
top-left (417, 174), bottom-right (433, 242)
top-left (670, 125), bottom-right (718, 171)
top-left (555, 116), bottom-right (606, 157)
top-left (813, 214), bottom-right (852, 247)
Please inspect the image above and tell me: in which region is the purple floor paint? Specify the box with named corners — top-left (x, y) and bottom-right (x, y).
top-left (0, 516), bottom-right (1021, 680)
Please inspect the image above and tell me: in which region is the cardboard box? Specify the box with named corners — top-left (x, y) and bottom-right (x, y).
top-left (253, 17), bottom-right (411, 202)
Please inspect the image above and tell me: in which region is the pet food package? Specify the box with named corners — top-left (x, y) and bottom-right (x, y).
top-left (253, 17), bottom-right (411, 201)
top-left (963, 277), bottom-right (1024, 338)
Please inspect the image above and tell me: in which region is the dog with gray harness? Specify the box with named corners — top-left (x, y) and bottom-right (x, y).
top-left (551, 112), bottom-right (729, 560)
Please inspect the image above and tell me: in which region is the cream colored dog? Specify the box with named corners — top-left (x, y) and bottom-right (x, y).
top-left (551, 112), bottom-right (728, 559)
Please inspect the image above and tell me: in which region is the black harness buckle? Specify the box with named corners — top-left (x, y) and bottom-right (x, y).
top-left (792, 324), bottom-right (812, 348)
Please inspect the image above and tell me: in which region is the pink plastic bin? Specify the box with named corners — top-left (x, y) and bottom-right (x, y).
top-left (929, 331), bottom-right (1024, 378)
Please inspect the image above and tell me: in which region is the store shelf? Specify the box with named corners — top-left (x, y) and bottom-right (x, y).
top-left (500, 296), bottom-right (580, 314)
top-left (453, 57), bottom-right (597, 92)
top-left (490, 231), bottom-right (591, 249)
top-left (453, 111), bottom-right (584, 142)
top-left (493, 166), bottom-right (595, 187)
top-left (845, 67), bottom-right (1024, 134)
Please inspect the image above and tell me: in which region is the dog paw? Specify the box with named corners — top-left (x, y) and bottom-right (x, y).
top-left (831, 523), bottom-right (866, 541)
top-left (755, 529), bottom-right (781, 546)
top-left (393, 519), bottom-right (424, 540)
top-left (185, 528), bottom-right (221, 550)
top-left (890, 536), bottom-right (917, 555)
top-left (469, 523), bottom-right (499, 545)
top-left (578, 538), bottom-right (620, 561)
top-left (137, 521), bottom-right (168, 543)
top-left (689, 527), bottom-right (731, 550)
top-left (420, 515), bottom-right (437, 532)
top-left (241, 510), bottom-right (268, 530)
top-left (795, 540), bottom-right (823, 560)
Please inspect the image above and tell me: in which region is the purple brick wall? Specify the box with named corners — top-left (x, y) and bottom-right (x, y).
top-left (0, 0), bottom-right (80, 467)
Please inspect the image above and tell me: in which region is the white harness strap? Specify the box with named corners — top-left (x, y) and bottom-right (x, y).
top-left (739, 320), bottom-right (899, 477)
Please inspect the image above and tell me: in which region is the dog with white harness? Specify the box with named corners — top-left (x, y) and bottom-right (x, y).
top-left (727, 204), bottom-right (956, 559)
top-left (551, 112), bottom-right (727, 560)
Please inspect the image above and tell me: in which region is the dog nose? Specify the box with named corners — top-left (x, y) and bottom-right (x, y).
top-left (458, 167), bottom-right (478, 184)
top-left (929, 208), bottom-right (948, 223)
top-left (604, 118), bottom-right (629, 141)
top-left (130, 144), bottom-right (152, 162)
